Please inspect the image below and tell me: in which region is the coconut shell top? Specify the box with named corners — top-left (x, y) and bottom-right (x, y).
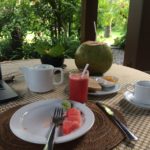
top-left (75, 41), bottom-right (113, 75)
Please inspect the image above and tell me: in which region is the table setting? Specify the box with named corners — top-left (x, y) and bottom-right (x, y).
top-left (0, 99), bottom-right (126, 150)
top-left (0, 57), bottom-right (150, 150)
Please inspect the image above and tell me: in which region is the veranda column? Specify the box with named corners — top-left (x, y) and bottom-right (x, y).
top-left (124, 0), bottom-right (150, 71)
top-left (80, 0), bottom-right (98, 43)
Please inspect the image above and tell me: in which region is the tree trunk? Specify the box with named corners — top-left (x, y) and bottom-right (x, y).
top-left (104, 25), bottom-right (111, 38)
top-left (57, 0), bottom-right (62, 37)
top-left (49, 0), bottom-right (62, 39)
top-left (54, 21), bottom-right (58, 39)
top-left (68, 16), bottom-right (72, 37)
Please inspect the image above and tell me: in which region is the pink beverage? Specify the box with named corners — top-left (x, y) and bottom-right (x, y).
top-left (69, 70), bottom-right (89, 103)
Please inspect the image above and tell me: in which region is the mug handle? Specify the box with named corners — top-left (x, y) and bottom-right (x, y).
top-left (53, 68), bottom-right (64, 85)
top-left (126, 83), bottom-right (135, 93)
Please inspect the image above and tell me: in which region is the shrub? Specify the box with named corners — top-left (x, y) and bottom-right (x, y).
top-left (114, 34), bottom-right (126, 49)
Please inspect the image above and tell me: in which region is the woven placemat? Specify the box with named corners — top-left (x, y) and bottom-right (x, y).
top-left (0, 102), bottom-right (125, 150)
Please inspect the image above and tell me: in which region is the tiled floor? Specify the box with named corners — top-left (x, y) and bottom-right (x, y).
top-left (112, 48), bottom-right (124, 65)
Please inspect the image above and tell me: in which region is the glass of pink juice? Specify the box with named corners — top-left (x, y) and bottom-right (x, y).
top-left (69, 70), bottom-right (89, 103)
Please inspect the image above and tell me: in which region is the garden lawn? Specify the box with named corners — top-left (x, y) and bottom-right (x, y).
top-left (96, 30), bottom-right (122, 46)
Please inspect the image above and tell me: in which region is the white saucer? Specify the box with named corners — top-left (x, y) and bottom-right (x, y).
top-left (88, 84), bottom-right (120, 96)
top-left (124, 91), bottom-right (150, 109)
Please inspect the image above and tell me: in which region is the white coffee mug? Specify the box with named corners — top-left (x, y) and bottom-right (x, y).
top-left (21, 64), bottom-right (64, 93)
top-left (127, 80), bottom-right (150, 104)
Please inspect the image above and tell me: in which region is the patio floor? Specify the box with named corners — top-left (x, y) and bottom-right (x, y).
top-left (112, 48), bottom-right (124, 65)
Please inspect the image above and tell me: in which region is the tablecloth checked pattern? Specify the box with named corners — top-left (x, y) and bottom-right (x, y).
top-left (1, 59), bottom-right (150, 150)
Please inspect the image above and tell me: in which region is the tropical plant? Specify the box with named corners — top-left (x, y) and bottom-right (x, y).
top-left (0, 0), bottom-right (81, 60)
top-left (98, 0), bottom-right (129, 38)
top-left (34, 39), bottom-right (65, 58)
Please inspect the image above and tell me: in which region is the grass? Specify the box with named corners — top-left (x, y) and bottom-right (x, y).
top-left (96, 30), bottom-right (122, 46)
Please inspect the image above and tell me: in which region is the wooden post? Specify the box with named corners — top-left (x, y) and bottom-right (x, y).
top-left (124, 0), bottom-right (150, 71)
top-left (80, 0), bottom-right (98, 43)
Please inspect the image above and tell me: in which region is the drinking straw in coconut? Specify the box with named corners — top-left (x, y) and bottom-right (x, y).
top-left (81, 64), bottom-right (89, 78)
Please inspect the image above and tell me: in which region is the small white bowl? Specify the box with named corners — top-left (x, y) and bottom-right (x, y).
top-left (96, 76), bottom-right (118, 88)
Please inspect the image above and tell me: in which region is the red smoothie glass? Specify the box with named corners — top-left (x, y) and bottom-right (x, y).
top-left (69, 70), bottom-right (89, 103)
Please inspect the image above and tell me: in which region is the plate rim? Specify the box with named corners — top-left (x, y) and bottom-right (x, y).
top-left (91, 76), bottom-right (118, 88)
top-left (88, 84), bottom-right (121, 96)
top-left (9, 99), bottom-right (95, 144)
top-left (124, 91), bottom-right (150, 109)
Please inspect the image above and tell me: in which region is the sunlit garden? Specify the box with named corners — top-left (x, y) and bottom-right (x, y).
top-left (0, 0), bottom-right (129, 61)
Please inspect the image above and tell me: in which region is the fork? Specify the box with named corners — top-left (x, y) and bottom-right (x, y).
top-left (43, 107), bottom-right (64, 150)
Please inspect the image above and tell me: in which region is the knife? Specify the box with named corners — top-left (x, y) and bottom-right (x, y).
top-left (96, 102), bottom-right (138, 141)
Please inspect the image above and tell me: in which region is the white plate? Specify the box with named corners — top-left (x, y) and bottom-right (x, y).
top-left (88, 84), bottom-right (121, 96)
top-left (124, 91), bottom-right (150, 109)
top-left (9, 99), bottom-right (95, 144)
top-left (94, 76), bottom-right (118, 88)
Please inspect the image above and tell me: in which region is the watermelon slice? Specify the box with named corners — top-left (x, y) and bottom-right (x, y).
top-left (67, 115), bottom-right (81, 123)
top-left (63, 120), bottom-right (73, 135)
top-left (63, 119), bottom-right (80, 135)
top-left (67, 108), bottom-right (81, 117)
top-left (62, 108), bottom-right (82, 135)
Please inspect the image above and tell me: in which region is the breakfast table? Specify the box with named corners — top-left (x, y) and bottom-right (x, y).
top-left (1, 58), bottom-right (150, 150)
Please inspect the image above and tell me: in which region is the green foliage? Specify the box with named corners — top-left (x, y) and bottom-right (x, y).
top-left (0, 38), bottom-right (11, 61)
top-left (22, 42), bottom-right (40, 59)
top-left (0, 0), bottom-right (129, 59)
top-left (114, 33), bottom-right (126, 49)
top-left (98, 0), bottom-right (114, 27)
top-left (34, 40), bottom-right (50, 56)
top-left (97, 30), bottom-right (122, 46)
top-left (34, 36), bottom-right (80, 58)
top-left (63, 36), bottom-right (80, 58)
top-left (98, 0), bottom-right (129, 39)
top-left (98, 0), bottom-right (129, 28)
top-left (48, 45), bottom-right (65, 57)
top-left (34, 40), bottom-right (65, 58)
top-left (0, 0), bottom-right (81, 60)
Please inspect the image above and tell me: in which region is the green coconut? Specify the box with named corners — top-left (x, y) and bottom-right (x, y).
top-left (75, 41), bottom-right (113, 75)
